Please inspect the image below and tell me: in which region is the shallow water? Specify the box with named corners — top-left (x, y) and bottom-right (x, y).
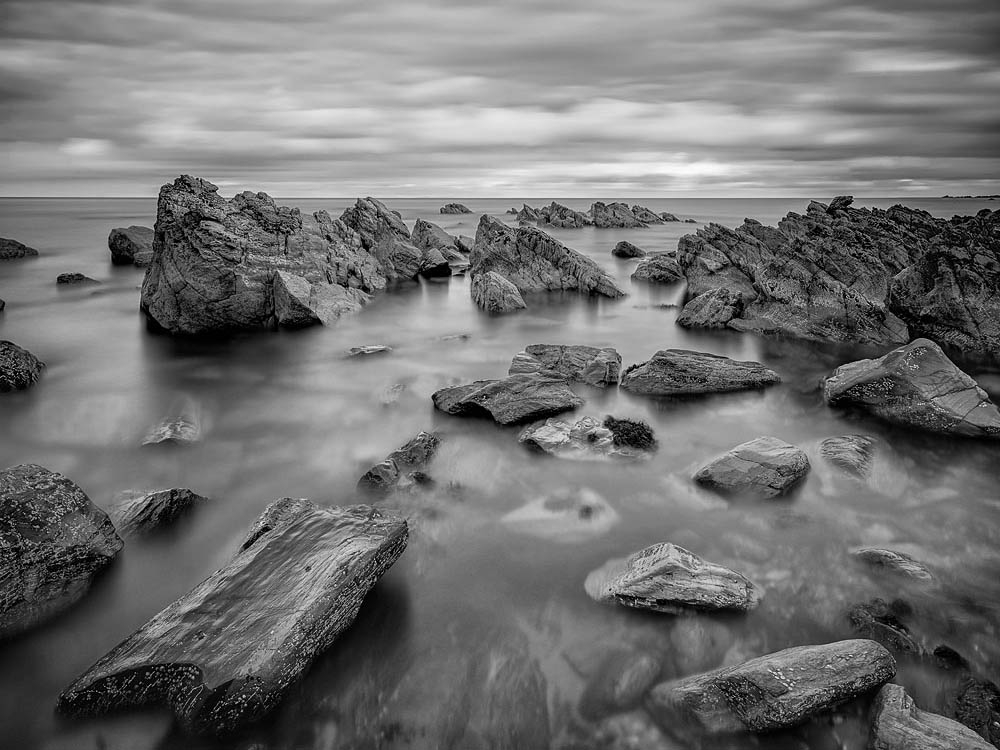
top-left (1, 196), bottom-right (999, 749)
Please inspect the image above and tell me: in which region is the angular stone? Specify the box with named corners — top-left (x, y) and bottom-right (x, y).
top-left (471, 270), bottom-right (527, 313)
top-left (0, 237), bottom-right (38, 259)
top-left (0, 340), bottom-right (44, 392)
top-left (693, 436), bottom-right (810, 498)
top-left (108, 226), bottom-right (154, 266)
top-left (631, 204), bottom-right (665, 224)
top-left (432, 373), bottom-right (583, 425)
top-left (538, 201), bottom-right (593, 228)
top-left (677, 288), bottom-right (745, 329)
top-left (508, 343), bottom-right (621, 387)
top-left (848, 599), bottom-right (920, 654)
top-left (273, 270), bottom-right (369, 327)
top-left (112, 488), bottom-right (209, 537)
top-left (358, 431), bottom-right (441, 492)
top-left (870, 683), bottom-right (994, 750)
top-left (852, 548), bottom-right (933, 581)
top-left (346, 345), bottom-right (392, 357)
top-left (612, 240), bottom-right (646, 259)
top-left (620, 349), bottom-right (781, 397)
top-left (592, 202), bottom-right (646, 228)
top-left (631, 255), bottom-right (684, 283)
top-left (341, 197), bottom-right (449, 279)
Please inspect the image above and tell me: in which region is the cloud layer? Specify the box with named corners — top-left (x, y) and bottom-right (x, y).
top-left (2, 0), bottom-right (998, 196)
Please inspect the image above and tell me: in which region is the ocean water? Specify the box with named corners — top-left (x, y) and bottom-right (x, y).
top-left (1, 195), bottom-right (999, 749)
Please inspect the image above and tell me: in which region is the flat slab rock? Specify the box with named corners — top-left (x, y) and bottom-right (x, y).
top-left (57, 273), bottom-right (100, 285)
top-left (620, 349), bottom-right (781, 397)
top-left (0, 340), bottom-right (44, 392)
top-left (584, 542), bottom-right (761, 614)
top-left (646, 639), bottom-right (896, 734)
top-left (57, 498), bottom-right (408, 735)
top-left (823, 338), bottom-right (1000, 438)
top-left (870, 683), bottom-right (993, 749)
top-left (519, 416), bottom-right (650, 461)
top-left (693, 436), bottom-right (810, 498)
top-left (111, 488), bottom-right (209, 537)
top-left (432, 373), bottom-right (583, 425)
top-left (508, 343), bottom-right (622, 387)
top-left (1, 464), bottom-right (123, 638)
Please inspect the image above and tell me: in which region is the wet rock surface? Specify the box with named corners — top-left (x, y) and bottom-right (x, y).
top-left (432, 373), bottom-right (584, 425)
top-left (870, 683), bottom-right (993, 749)
top-left (111, 488), bottom-right (209, 537)
top-left (620, 349), bottom-right (781, 397)
top-left (630, 254), bottom-right (683, 283)
top-left (693, 436), bottom-right (811, 497)
top-left (537, 201), bottom-right (593, 228)
top-left (0, 237), bottom-right (38, 259)
top-left (591, 202), bottom-right (646, 228)
top-left (358, 431), bottom-right (441, 492)
top-left (852, 547), bottom-right (933, 581)
top-left (0, 340), bottom-right (44, 392)
top-left (847, 598), bottom-right (921, 654)
top-left (508, 343), bottom-right (622, 386)
top-left (954, 678), bottom-right (1000, 746)
top-left (519, 416), bottom-right (652, 461)
top-left (347, 344), bottom-right (392, 357)
top-left (56, 273), bottom-right (99, 285)
top-left (108, 226), bottom-right (154, 266)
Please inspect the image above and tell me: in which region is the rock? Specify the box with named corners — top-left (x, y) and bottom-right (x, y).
top-left (411, 218), bottom-right (456, 252)
top-left (272, 270), bottom-right (368, 327)
top-left (631, 254), bottom-right (684, 284)
top-left (0, 340), bottom-right (44, 392)
top-left (471, 270), bottom-right (527, 313)
top-left (111, 488), bottom-right (209, 537)
top-left (824, 338), bottom-right (1000, 437)
top-left (592, 202), bottom-right (646, 228)
top-left (847, 599), bottom-right (921, 654)
top-left (676, 288), bottom-right (745, 328)
top-left (454, 234), bottom-right (474, 253)
top-left (659, 212), bottom-right (680, 222)
top-left (358, 431), bottom-right (441, 492)
top-left (346, 344), bottom-right (392, 357)
top-left (439, 202), bottom-right (471, 214)
top-left (141, 396), bottom-right (202, 446)
top-left (580, 650), bottom-right (662, 718)
top-left (819, 435), bottom-right (877, 478)
top-left (340, 196), bottom-right (450, 279)
top-left (603, 416), bottom-right (657, 451)
top-left (57, 499), bottom-right (408, 735)
top-left (683, 218), bottom-right (698, 223)
top-left (538, 201), bottom-right (593, 228)
top-left (693, 436), bottom-right (810, 498)
top-left (0, 464), bottom-right (123, 638)
top-left (852, 548), bottom-right (933, 581)
top-left (954, 678), bottom-right (1000, 747)
top-left (870, 683), bottom-right (993, 749)
top-left (0, 237), bottom-right (38, 259)
top-left (612, 241), bottom-right (646, 259)
top-left (631, 205), bottom-right (664, 224)
top-left (827, 195), bottom-right (854, 213)
top-left (508, 343), bottom-right (622, 386)
top-left (56, 273), bottom-right (99, 285)
top-left (501, 487), bottom-right (619, 543)
top-left (108, 226), bottom-right (154, 266)
top-left (584, 542), bottom-right (761, 614)
top-left (0, 299), bottom-right (4, 312)
top-left (432, 373), bottom-right (583, 425)
top-left (620, 349), bottom-right (781, 397)
top-left (516, 204), bottom-right (541, 224)
top-left (519, 416), bottom-right (651, 461)
top-left (646, 639), bottom-right (895, 734)
top-left (506, 207), bottom-right (517, 215)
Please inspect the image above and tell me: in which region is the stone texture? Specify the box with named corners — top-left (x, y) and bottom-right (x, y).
top-left (108, 226), bottom-right (154, 266)
top-left (676, 288), bottom-right (745, 328)
top-left (631, 254), bottom-right (684, 283)
top-left (538, 201), bottom-right (593, 228)
top-left (851, 548), bottom-right (933, 581)
top-left (56, 273), bottom-right (99, 285)
top-left (693, 436), bottom-right (811, 497)
top-left (111, 488), bottom-right (209, 537)
top-left (519, 416), bottom-right (651, 461)
top-left (273, 270), bottom-right (368, 327)
top-left (471, 270), bottom-right (527, 313)
top-left (508, 343), bottom-right (621, 386)
top-left (870, 683), bottom-right (994, 750)
top-left (432, 373), bottom-right (583, 425)
top-left (411, 218), bottom-right (457, 253)
top-left (612, 240), bottom-right (646, 259)
top-left (439, 202), bottom-right (471, 214)
top-left (592, 202), bottom-right (645, 228)
top-left (358, 431), bottom-right (441, 492)
top-left (346, 345), bottom-right (392, 357)
top-left (0, 237), bottom-right (38, 259)
top-left (57, 499), bottom-right (408, 736)
top-left (0, 340), bottom-right (44, 392)
top-left (340, 197), bottom-right (450, 279)
top-left (620, 349), bottom-right (781, 397)
top-left (819, 435), bottom-right (877, 478)
top-left (630, 204), bottom-right (665, 224)
top-left (1, 464), bottom-right (123, 638)
top-left (847, 599), bottom-right (920, 654)
top-left (141, 396), bottom-right (202, 446)
top-left (823, 338), bottom-right (1000, 437)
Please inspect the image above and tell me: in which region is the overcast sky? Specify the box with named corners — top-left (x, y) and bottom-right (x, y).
top-left (2, 0), bottom-right (999, 197)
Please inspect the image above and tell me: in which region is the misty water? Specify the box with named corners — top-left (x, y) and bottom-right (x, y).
top-left (2, 196), bottom-right (999, 749)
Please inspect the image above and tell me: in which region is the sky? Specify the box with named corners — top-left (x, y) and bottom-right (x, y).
top-left (1, 0), bottom-right (999, 197)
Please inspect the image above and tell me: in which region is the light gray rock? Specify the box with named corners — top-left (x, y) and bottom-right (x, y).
top-left (852, 548), bottom-right (933, 581)
top-left (819, 435), bottom-right (877, 478)
top-left (631, 254), bottom-right (684, 283)
top-left (519, 416), bottom-right (650, 461)
top-left (592, 202), bottom-right (646, 228)
top-left (870, 683), bottom-right (993, 749)
top-left (273, 271), bottom-right (369, 327)
top-left (612, 241), bottom-right (646, 259)
top-left (693, 436), bottom-right (810, 497)
top-left (358, 431), bottom-right (441, 492)
top-left (676, 288), bottom-right (745, 328)
top-left (471, 270), bottom-right (527, 313)
top-left (142, 396), bottom-right (202, 446)
top-left (439, 202), bottom-right (471, 214)
top-left (502, 487), bottom-right (618, 543)
top-left (432, 373), bottom-right (584, 425)
top-left (620, 349), bottom-right (781, 396)
top-left (0, 237), bottom-right (38, 259)
top-left (0, 340), bottom-right (44, 392)
top-left (112, 488), bottom-right (209, 537)
top-left (108, 226), bottom-right (154, 266)
top-left (508, 343), bottom-right (621, 387)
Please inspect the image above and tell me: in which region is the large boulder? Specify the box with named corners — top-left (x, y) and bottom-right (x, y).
top-left (432, 373), bottom-right (584, 425)
top-left (823, 338), bottom-right (1000, 437)
top-left (0, 340), bottom-right (44, 392)
top-left (631, 254), bottom-right (684, 283)
top-left (57, 499), bottom-right (408, 735)
top-left (470, 270), bottom-right (527, 313)
top-left (693, 436), bottom-right (811, 497)
top-left (340, 197), bottom-right (450, 279)
top-left (646, 639), bottom-right (895, 735)
top-left (508, 343), bottom-right (621, 387)
top-left (111, 488), bottom-right (209, 537)
top-left (516, 204), bottom-right (541, 224)
top-left (108, 226), bottom-right (154, 266)
top-left (0, 237), bottom-right (38, 259)
top-left (584, 542), bottom-right (761, 614)
top-left (612, 240), bottom-right (646, 259)
top-left (0, 464), bottom-right (123, 638)
top-left (439, 202), bottom-right (471, 214)
top-left (591, 202), bottom-right (645, 228)
top-left (869, 683), bottom-right (993, 750)
top-left (411, 218), bottom-right (456, 252)
top-left (620, 349), bottom-right (781, 396)
top-left (676, 287), bottom-right (745, 329)
top-left (358, 431), bottom-right (441, 492)
top-left (272, 270), bottom-right (369, 327)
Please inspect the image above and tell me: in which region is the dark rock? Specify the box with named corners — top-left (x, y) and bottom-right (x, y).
top-left (0, 464), bottom-right (123, 638)
top-left (592, 710), bottom-right (679, 750)
top-left (411, 218), bottom-right (456, 253)
top-left (432, 373), bottom-right (583, 425)
top-left (108, 226), bottom-right (154, 266)
top-left (508, 343), bottom-right (622, 387)
top-left (954, 678), bottom-right (1000, 746)
top-left (112, 488), bottom-right (209, 537)
top-left (341, 196), bottom-right (450, 279)
top-left (592, 202), bottom-right (645, 228)
top-left (852, 547), bottom-right (933, 581)
top-left (676, 288), bottom-right (744, 328)
top-left (439, 202), bottom-right (471, 214)
top-left (848, 599), bottom-right (921, 654)
top-left (660, 212), bottom-right (680, 222)
top-left (141, 395), bottom-right (202, 446)
top-left (932, 645), bottom-right (969, 671)
top-left (56, 273), bottom-right (99, 285)
top-left (584, 542), bottom-right (761, 614)
top-left (631, 205), bottom-right (664, 224)
top-left (645, 639), bottom-right (895, 734)
top-left (0, 299), bottom-right (4, 313)
top-left (502, 486), bottom-right (618, 542)
top-left (454, 234), bottom-right (474, 253)
top-left (0, 237), bottom-right (38, 259)
top-left (870, 682), bottom-right (993, 749)
top-left (603, 416), bottom-right (657, 451)
top-left (346, 344), bottom-right (392, 357)
top-left (518, 416), bottom-right (651, 461)
top-left (620, 349), bottom-right (781, 397)
top-left (693, 436), bottom-right (810, 498)
top-left (631, 254), bottom-right (683, 283)
top-left (538, 201), bottom-right (593, 228)
top-left (827, 195), bottom-right (854, 213)
top-left (57, 499), bottom-right (408, 735)
top-left (683, 218), bottom-right (698, 223)
top-left (358, 431), bottom-right (441, 492)
top-left (506, 207), bottom-right (518, 214)
top-left (0, 340), bottom-right (44, 392)
top-left (612, 240), bottom-right (646, 259)
top-left (823, 338), bottom-right (1000, 438)
top-left (471, 270), bottom-right (526, 313)
top-left (819, 435), bottom-right (877, 478)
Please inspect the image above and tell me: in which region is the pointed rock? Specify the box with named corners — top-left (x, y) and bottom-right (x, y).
top-left (592, 202), bottom-right (645, 228)
top-left (358, 431), bottom-right (441, 492)
top-left (471, 270), bottom-right (526, 313)
top-left (112, 488), bottom-right (209, 537)
top-left (676, 288), bottom-right (745, 328)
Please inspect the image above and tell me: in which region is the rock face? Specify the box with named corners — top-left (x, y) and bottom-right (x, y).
top-left (501, 487), bottom-right (619, 543)
top-left (869, 683), bottom-right (993, 750)
top-left (0, 340), bottom-right (44, 392)
top-left (620, 349), bottom-right (781, 397)
top-left (439, 202), bottom-right (471, 214)
top-left (646, 639), bottom-right (895, 734)
top-left (823, 338), bottom-right (1000, 438)
top-left (112, 488), bottom-right (209, 537)
top-left (432, 373), bottom-right (584, 425)
top-left (591, 202), bottom-right (645, 228)
top-left (676, 288), bottom-right (745, 329)
top-left (584, 542), bottom-right (761, 614)
top-left (539, 202), bottom-right (593, 228)
top-left (519, 416), bottom-right (651, 461)
top-left (411, 218), bottom-right (456, 253)
top-left (108, 226), bottom-right (154, 266)
top-left (142, 396), bottom-right (202, 446)
top-left (819, 435), bottom-right (877, 478)
top-left (272, 270), bottom-right (369, 328)
top-left (0, 464), bottom-right (123, 638)
top-left (358, 431), bottom-right (441, 492)
top-left (471, 270), bottom-right (527, 313)
top-left (340, 197), bottom-right (450, 279)
top-left (508, 343), bottom-right (621, 387)
top-left (693, 436), bottom-right (810, 497)
top-left (469, 215), bottom-right (625, 310)
top-left (631, 254), bottom-right (684, 283)
top-left (57, 499), bottom-right (408, 735)
top-left (675, 198), bottom-right (1000, 359)
top-left (56, 273), bottom-right (99, 285)
top-left (612, 240), bottom-right (646, 259)
top-left (630, 204), bottom-right (664, 224)
top-left (848, 599), bottom-right (920, 654)
top-left (0, 237), bottom-right (38, 259)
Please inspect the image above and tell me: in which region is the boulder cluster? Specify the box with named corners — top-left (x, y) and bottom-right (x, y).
top-left (516, 200), bottom-right (690, 228)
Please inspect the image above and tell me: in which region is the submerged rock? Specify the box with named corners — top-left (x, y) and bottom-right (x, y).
top-left (108, 226), bottom-right (154, 266)
top-left (631, 254), bottom-right (684, 283)
top-left (508, 343), bottom-right (622, 386)
top-left (852, 548), bottom-right (933, 581)
top-left (519, 416), bottom-right (651, 461)
top-left (693, 436), bottom-right (811, 498)
top-left (56, 273), bottom-right (99, 285)
top-left (0, 340), bottom-right (44, 392)
top-left (111, 488), bottom-right (209, 537)
top-left (847, 598), bottom-right (920, 654)
top-left (0, 464), bottom-right (123, 638)
top-left (620, 349), bottom-right (781, 397)
top-left (592, 202), bottom-right (645, 228)
top-left (646, 639), bottom-right (895, 734)
top-left (819, 435), bottom-right (877, 478)
top-left (141, 396), bottom-right (202, 446)
top-left (471, 270), bottom-right (527, 313)
top-left (823, 338), bottom-right (1000, 438)
top-left (57, 499), bottom-right (408, 735)
top-left (0, 237), bottom-right (38, 259)
top-left (502, 487), bottom-right (618, 543)
top-left (612, 240), bottom-right (646, 259)
top-left (676, 288), bottom-right (745, 329)
top-left (584, 542), bottom-right (761, 614)
top-left (870, 683), bottom-right (993, 750)
top-left (432, 373), bottom-right (584, 425)
top-left (439, 202), bottom-right (471, 214)
top-left (358, 431), bottom-right (441, 492)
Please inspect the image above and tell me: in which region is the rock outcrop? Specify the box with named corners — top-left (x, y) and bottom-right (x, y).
top-left (869, 683), bottom-right (993, 749)
top-left (591, 202), bottom-right (645, 228)
top-left (108, 226), bottom-right (154, 266)
top-left (538, 202), bottom-right (593, 228)
top-left (612, 240), bottom-right (646, 259)
top-left (823, 338), bottom-right (1000, 438)
top-left (620, 349), bottom-right (781, 397)
top-left (340, 197), bottom-right (450, 279)
top-left (471, 270), bottom-right (527, 313)
top-left (0, 340), bottom-right (44, 392)
top-left (439, 202), bottom-right (471, 214)
top-left (56, 273), bottom-right (99, 285)
top-left (111, 488), bottom-right (209, 537)
top-left (693, 436), bottom-right (811, 497)
top-left (631, 254), bottom-right (683, 283)
top-left (57, 499), bottom-right (408, 735)
top-left (432, 373), bottom-right (583, 425)
top-left (0, 237), bottom-right (38, 259)
top-left (358, 431), bottom-right (441, 492)
top-left (508, 344), bottom-right (621, 387)
top-left (676, 287), bottom-right (745, 328)
top-left (630, 204), bottom-right (664, 224)
top-left (1, 464), bottom-right (123, 638)
top-left (519, 416), bottom-right (651, 461)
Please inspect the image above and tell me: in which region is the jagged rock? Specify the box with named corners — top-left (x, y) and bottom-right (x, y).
top-left (508, 343), bottom-right (621, 386)
top-left (631, 205), bottom-right (664, 224)
top-left (439, 202), bottom-right (471, 214)
top-left (0, 464), bottom-right (123, 638)
top-left (683, 218), bottom-right (697, 223)
top-left (823, 338), bottom-right (1000, 438)
top-left (0, 237), bottom-right (38, 259)
top-left (519, 416), bottom-right (651, 461)
top-left (346, 345), bottom-right (392, 357)
top-left (612, 241), bottom-right (646, 259)
top-left (620, 349), bottom-right (781, 397)
top-left (848, 599), bottom-right (920, 654)
top-left (676, 288), bottom-right (744, 328)
top-left (827, 195), bottom-right (854, 213)
top-left (852, 548), bottom-right (933, 581)
top-left (501, 487), bottom-right (618, 542)
top-left (411, 218), bottom-right (456, 252)
top-left (584, 542), bottom-right (761, 614)
top-left (819, 435), bottom-right (877, 478)
top-left (955, 678), bottom-right (1000, 747)
top-left (340, 197), bottom-right (450, 279)
top-left (108, 226), bottom-right (154, 266)
top-left (56, 273), bottom-right (99, 285)
top-left (432, 373), bottom-right (583, 425)
top-left (516, 204), bottom-right (541, 224)
top-left (506, 207), bottom-right (517, 214)
top-left (693, 436), bottom-right (810, 498)
top-left (645, 639), bottom-right (895, 734)
top-left (539, 201), bottom-right (593, 228)
top-left (111, 488), bottom-right (209, 537)
top-left (659, 212), bottom-right (680, 222)
top-left (471, 270), bottom-right (527, 313)
top-left (592, 202), bottom-right (645, 228)
top-left (0, 340), bottom-right (44, 392)
top-left (454, 234), bottom-right (474, 253)
top-left (870, 683), bottom-right (994, 750)
top-left (631, 254), bottom-right (683, 283)
top-left (141, 396), bottom-right (202, 446)
top-left (57, 499), bottom-right (408, 735)
top-left (358, 431), bottom-right (441, 492)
